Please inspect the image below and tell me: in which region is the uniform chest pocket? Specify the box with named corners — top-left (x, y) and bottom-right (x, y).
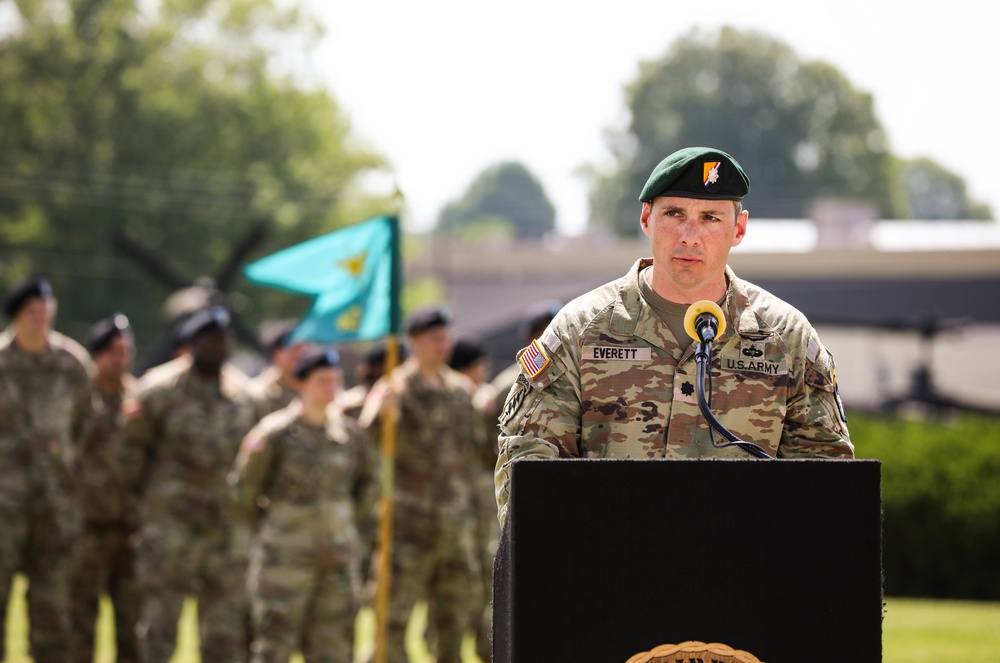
top-left (580, 355), bottom-right (671, 425)
top-left (715, 350), bottom-right (791, 425)
top-left (0, 385), bottom-right (24, 435)
top-left (163, 404), bottom-right (209, 443)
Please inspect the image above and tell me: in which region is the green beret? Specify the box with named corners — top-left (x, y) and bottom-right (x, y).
top-left (639, 147), bottom-right (749, 203)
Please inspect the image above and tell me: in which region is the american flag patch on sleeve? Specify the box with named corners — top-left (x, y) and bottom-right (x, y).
top-left (519, 339), bottom-right (551, 380)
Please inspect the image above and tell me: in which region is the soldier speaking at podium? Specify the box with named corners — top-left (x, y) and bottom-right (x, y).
top-left (496, 146), bottom-right (854, 523)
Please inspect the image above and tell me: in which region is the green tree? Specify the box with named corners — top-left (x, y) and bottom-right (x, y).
top-left (898, 157), bottom-right (992, 220)
top-left (0, 0), bottom-right (389, 357)
top-left (438, 161), bottom-right (555, 239)
top-left (588, 27), bottom-right (905, 236)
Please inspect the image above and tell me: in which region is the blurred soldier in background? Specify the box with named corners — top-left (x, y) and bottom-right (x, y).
top-left (70, 314), bottom-right (142, 663)
top-left (490, 300), bottom-right (561, 405)
top-left (360, 305), bottom-right (482, 663)
top-left (448, 336), bottom-right (499, 663)
top-left (120, 306), bottom-right (260, 663)
top-left (249, 321), bottom-right (308, 416)
top-left (0, 278), bottom-right (92, 663)
top-left (230, 346), bottom-right (378, 663)
top-left (448, 337), bottom-right (491, 388)
top-left (338, 340), bottom-right (406, 421)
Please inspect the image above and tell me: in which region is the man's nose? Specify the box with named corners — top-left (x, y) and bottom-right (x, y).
top-left (679, 221), bottom-right (700, 244)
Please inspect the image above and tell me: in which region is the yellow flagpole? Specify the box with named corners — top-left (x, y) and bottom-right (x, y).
top-left (373, 334), bottom-right (399, 663)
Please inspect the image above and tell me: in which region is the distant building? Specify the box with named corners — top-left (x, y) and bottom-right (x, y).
top-left (412, 220), bottom-right (1000, 412)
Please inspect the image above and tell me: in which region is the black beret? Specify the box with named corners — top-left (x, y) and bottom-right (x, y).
top-left (178, 306), bottom-right (232, 343)
top-left (262, 321), bottom-right (298, 355)
top-left (293, 346), bottom-right (340, 380)
top-left (406, 304), bottom-right (452, 335)
top-left (4, 278), bottom-right (54, 318)
top-left (361, 339), bottom-right (408, 366)
top-left (88, 313), bottom-right (133, 355)
top-left (449, 337), bottom-right (487, 371)
top-left (639, 146), bottom-right (749, 203)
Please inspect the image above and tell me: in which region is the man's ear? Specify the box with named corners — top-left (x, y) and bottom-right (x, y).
top-left (732, 209), bottom-right (748, 247)
top-left (639, 202), bottom-right (652, 237)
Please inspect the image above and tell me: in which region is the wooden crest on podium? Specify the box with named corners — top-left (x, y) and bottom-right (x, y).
top-left (627, 640), bottom-right (764, 663)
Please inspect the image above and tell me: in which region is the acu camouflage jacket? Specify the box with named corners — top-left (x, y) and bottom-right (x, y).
top-left (496, 259), bottom-right (853, 522)
top-left (0, 331), bottom-right (92, 513)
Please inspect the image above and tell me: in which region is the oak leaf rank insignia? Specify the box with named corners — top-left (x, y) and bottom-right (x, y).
top-left (704, 161), bottom-right (721, 186)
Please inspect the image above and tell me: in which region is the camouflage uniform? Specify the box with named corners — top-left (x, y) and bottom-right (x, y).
top-left (230, 401), bottom-right (378, 663)
top-left (496, 259), bottom-right (854, 522)
top-left (337, 383), bottom-right (369, 421)
top-left (249, 365), bottom-right (299, 417)
top-left (470, 381), bottom-right (502, 663)
top-left (70, 373), bottom-right (141, 663)
top-left (367, 361), bottom-right (483, 663)
top-left (0, 330), bottom-right (92, 663)
top-left (470, 357), bottom-right (536, 658)
top-left (120, 356), bottom-right (259, 663)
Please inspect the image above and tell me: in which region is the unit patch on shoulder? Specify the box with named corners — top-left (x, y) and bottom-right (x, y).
top-left (519, 339), bottom-right (551, 380)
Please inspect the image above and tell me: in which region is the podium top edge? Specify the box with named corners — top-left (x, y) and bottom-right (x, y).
top-left (513, 457), bottom-right (880, 465)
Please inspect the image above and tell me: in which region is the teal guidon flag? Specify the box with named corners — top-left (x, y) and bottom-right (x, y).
top-left (243, 215), bottom-right (402, 343)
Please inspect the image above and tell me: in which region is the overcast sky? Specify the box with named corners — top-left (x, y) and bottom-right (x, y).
top-left (301, 0), bottom-right (1000, 235)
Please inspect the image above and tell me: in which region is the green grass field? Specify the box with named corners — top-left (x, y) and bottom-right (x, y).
top-left (5, 575), bottom-right (1000, 661)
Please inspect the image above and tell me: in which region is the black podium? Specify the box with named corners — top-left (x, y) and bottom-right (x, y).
top-left (493, 459), bottom-right (882, 663)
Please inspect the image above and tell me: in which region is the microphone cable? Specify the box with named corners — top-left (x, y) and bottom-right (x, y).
top-left (695, 340), bottom-right (771, 459)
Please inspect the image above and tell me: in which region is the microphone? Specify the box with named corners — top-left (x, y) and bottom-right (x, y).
top-left (682, 300), bottom-right (771, 459)
top-left (684, 300), bottom-right (727, 344)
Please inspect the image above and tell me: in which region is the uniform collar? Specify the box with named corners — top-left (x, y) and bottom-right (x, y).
top-left (610, 260), bottom-right (760, 346)
top-left (725, 265), bottom-right (765, 338)
top-left (609, 258), bottom-right (676, 348)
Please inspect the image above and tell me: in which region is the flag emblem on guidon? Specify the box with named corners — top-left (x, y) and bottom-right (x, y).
top-left (519, 339), bottom-right (551, 380)
top-left (242, 215), bottom-right (400, 344)
top-left (704, 161), bottom-right (721, 187)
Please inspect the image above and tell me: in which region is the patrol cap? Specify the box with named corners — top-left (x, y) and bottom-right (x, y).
top-left (178, 306), bottom-right (232, 343)
top-left (638, 146), bottom-right (749, 203)
top-left (293, 346), bottom-right (340, 380)
top-left (406, 304), bottom-right (452, 335)
top-left (449, 337), bottom-right (487, 371)
top-left (4, 278), bottom-right (54, 318)
top-left (88, 313), bottom-right (133, 355)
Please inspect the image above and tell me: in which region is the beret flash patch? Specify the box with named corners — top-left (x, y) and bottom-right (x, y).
top-left (704, 161), bottom-right (722, 192)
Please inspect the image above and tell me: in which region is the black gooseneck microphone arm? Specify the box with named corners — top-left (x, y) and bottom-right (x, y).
top-left (692, 337), bottom-right (772, 459)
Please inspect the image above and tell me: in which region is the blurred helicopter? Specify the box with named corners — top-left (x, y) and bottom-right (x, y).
top-left (809, 312), bottom-right (1000, 418)
top-left (112, 223), bottom-right (267, 368)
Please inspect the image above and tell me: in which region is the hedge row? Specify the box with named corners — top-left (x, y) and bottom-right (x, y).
top-left (850, 411), bottom-right (1000, 599)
